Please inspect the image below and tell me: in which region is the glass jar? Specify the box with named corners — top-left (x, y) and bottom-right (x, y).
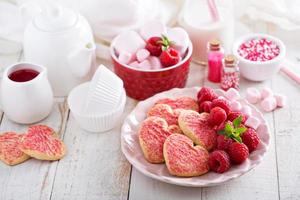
top-left (207, 39), bottom-right (224, 83)
top-left (221, 55), bottom-right (239, 90)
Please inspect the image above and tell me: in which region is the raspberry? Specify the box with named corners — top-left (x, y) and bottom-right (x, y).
top-left (211, 98), bottom-right (231, 114)
top-left (208, 107), bottom-right (227, 126)
top-left (146, 37), bottom-right (163, 56)
top-left (241, 128), bottom-right (260, 152)
top-left (227, 111), bottom-right (246, 123)
top-left (160, 48), bottom-right (180, 67)
top-left (199, 101), bottom-right (212, 113)
top-left (216, 135), bottom-right (233, 151)
top-left (208, 150), bottom-right (231, 173)
top-left (215, 120), bottom-right (232, 131)
top-left (197, 87), bottom-right (218, 104)
top-left (228, 142), bottom-right (249, 164)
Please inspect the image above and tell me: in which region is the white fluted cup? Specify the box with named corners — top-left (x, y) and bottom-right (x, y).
top-left (68, 82), bottom-right (126, 132)
top-left (84, 64), bottom-right (123, 114)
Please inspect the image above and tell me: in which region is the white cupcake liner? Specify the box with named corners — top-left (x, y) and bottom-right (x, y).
top-left (68, 82), bottom-right (126, 133)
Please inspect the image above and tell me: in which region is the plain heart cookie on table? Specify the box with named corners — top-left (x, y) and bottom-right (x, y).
top-left (137, 87), bottom-right (262, 177)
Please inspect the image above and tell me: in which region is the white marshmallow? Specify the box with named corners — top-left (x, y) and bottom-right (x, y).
top-left (138, 59), bottom-right (152, 70)
top-left (245, 116), bottom-right (260, 130)
top-left (136, 49), bottom-right (150, 62)
top-left (261, 87), bottom-right (273, 99)
top-left (139, 20), bottom-right (167, 41)
top-left (274, 94), bottom-right (287, 108)
top-left (230, 100), bottom-right (242, 111)
top-left (148, 56), bottom-right (162, 70)
top-left (260, 96), bottom-right (277, 112)
top-left (118, 51), bottom-right (133, 64)
top-left (241, 105), bottom-right (252, 117)
top-left (129, 61), bottom-right (140, 69)
top-left (225, 88), bottom-right (240, 101)
top-left (246, 87), bottom-right (261, 104)
top-left (114, 31), bottom-right (145, 54)
top-left (166, 27), bottom-right (189, 56)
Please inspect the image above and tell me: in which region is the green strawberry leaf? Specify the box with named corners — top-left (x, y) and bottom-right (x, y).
top-left (233, 116), bottom-right (242, 128)
top-left (236, 127), bottom-right (247, 135)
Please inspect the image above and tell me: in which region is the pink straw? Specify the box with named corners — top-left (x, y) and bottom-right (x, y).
top-left (207, 0), bottom-right (220, 21)
top-left (280, 67), bottom-right (300, 85)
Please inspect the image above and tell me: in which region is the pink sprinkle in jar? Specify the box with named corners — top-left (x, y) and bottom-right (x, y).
top-left (221, 55), bottom-right (239, 90)
top-left (207, 39), bottom-right (224, 83)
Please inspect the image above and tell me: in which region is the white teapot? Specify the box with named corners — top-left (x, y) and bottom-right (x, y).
top-left (23, 3), bottom-right (96, 96)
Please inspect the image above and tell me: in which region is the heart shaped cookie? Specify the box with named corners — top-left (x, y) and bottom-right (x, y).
top-left (164, 134), bottom-right (209, 177)
top-left (147, 104), bottom-right (183, 126)
top-left (168, 125), bottom-right (183, 134)
top-left (20, 125), bottom-right (67, 161)
top-left (155, 97), bottom-right (199, 112)
top-left (139, 116), bottom-right (175, 163)
top-left (0, 132), bottom-right (30, 166)
top-left (178, 110), bottom-right (217, 151)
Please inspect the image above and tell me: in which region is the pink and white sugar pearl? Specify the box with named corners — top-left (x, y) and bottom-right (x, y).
top-left (238, 38), bottom-right (280, 62)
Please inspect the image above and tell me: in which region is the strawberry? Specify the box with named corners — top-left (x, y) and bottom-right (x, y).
top-left (197, 87), bottom-right (218, 104)
top-left (160, 47), bottom-right (180, 67)
top-left (208, 150), bottom-right (231, 173)
top-left (145, 37), bottom-right (163, 56)
top-left (241, 128), bottom-right (260, 152)
top-left (227, 111), bottom-right (246, 123)
top-left (228, 142), bottom-right (249, 164)
top-left (208, 107), bottom-right (227, 126)
top-left (211, 98), bottom-right (231, 114)
top-left (216, 134), bottom-right (233, 151)
top-left (199, 101), bottom-right (212, 113)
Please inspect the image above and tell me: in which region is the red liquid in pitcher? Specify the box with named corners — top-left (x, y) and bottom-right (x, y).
top-left (9, 69), bottom-right (39, 82)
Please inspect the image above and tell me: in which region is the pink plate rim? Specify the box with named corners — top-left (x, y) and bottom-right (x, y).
top-left (121, 87), bottom-right (270, 187)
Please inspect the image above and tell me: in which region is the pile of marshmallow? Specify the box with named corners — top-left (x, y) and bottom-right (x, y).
top-left (113, 21), bottom-right (190, 70)
top-left (246, 87), bottom-right (287, 112)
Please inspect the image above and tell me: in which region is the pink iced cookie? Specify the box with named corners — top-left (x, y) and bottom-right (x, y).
top-left (261, 87), bottom-right (273, 99)
top-left (225, 88), bottom-right (240, 101)
top-left (138, 117), bottom-right (174, 163)
top-left (118, 51), bottom-right (133, 64)
top-left (114, 31), bottom-right (145, 54)
top-left (274, 94), bottom-right (287, 107)
top-left (230, 100), bottom-right (242, 111)
top-left (139, 20), bottom-right (167, 41)
top-left (155, 97), bottom-right (199, 112)
top-left (241, 105), bottom-right (252, 117)
top-left (163, 134), bottom-right (209, 177)
top-left (260, 96), bottom-right (277, 112)
top-left (136, 49), bottom-right (150, 62)
top-left (246, 87), bottom-right (261, 104)
top-left (167, 27), bottom-right (189, 56)
top-left (138, 60), bottom-right (152, 70)
top-left (245, 116), bottom-right (260, 130)
top-left (148, 56), bottom-right (162, 70)
top-left (147, 104), bottom-right (179, 126)
top-left (178, 110), bottom-right (217, 151)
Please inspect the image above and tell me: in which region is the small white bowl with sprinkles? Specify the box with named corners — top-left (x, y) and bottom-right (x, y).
top-left (233, 33), bottom-right (286, 81)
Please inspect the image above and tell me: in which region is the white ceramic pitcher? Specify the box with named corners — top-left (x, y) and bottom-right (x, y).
top-left (1, 62), bottom-right (54, 124)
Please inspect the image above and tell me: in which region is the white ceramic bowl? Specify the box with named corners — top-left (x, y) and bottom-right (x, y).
top-left (232, 33), bottom-right (286, 81)
top-left (68, 82), bottom-right (126, 133)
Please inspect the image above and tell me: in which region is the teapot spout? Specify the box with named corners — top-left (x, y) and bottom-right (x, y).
top-left (68, 42), bottom-right (96, 78)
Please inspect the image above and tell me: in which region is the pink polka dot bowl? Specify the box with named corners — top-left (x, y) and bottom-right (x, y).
top-left (233, 33), bottom-right (286, 81)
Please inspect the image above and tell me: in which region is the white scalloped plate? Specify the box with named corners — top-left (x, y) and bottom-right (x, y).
top-left (121, 87), bottom-right (270, 187)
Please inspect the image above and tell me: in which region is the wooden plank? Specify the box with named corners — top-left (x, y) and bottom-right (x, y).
top-left (273, 56), bottom-right (300, 200)
top-left (49, 96), bottom-right (137, 200)
top-left (0, 99), bottom-right (69, 200)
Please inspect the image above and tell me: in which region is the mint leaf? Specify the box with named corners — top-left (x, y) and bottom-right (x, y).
top-left (233, 136), bottom-right (242, 143)
top-left (236, 127), bottom-right (247, 135)
top-left (233, 116), bottom-right (242, 128)
top-left (218, 130), bottom-right (226, 135)
top-left (225, 123), bottom-right (234, 134)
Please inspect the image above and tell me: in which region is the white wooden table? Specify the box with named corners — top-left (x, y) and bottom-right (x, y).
top-left (0, 24), bottom-right (300, 200)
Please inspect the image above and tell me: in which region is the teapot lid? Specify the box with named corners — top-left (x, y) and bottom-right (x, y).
top-left (34, 4), bottom-right (77, 32)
